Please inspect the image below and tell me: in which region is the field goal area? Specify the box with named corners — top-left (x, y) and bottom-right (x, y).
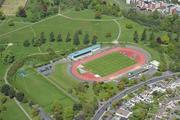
top-left (70, 46), bottom-right (147, 82)
top-left (0, 0), bottom-right (27, 15)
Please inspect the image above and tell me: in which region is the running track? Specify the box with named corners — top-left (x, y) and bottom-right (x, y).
top-left (71, 47), bottom-right (146, 82)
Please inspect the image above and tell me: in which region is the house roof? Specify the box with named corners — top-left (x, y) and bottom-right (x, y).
top-left (116, 108), bottom-right (132, 118)
top-left (68, 44), bottom-right (101, 58)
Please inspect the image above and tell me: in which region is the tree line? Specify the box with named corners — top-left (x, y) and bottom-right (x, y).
top-left (23, 31), bottom-right (98, 48)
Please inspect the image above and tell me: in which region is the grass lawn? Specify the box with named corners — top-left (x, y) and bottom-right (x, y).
top-left (12, 67), bottom-right (75, 112)
top-left (0, 15), bottom-right (118, 76)
top-left (84, 52), bottom-right (136, 76)
top-left (0, 96), bottom-right (28, 120)
top-left (63, 9), bottom-right (117, 19)
top-left (48, 63), bottom-right (79, 90)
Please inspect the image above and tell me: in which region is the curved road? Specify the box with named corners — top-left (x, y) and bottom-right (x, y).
top-left (92, 73), bottom-right (179, 120)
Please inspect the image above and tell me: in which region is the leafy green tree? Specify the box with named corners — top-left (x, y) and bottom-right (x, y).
top-left (57, 33), bottom-right (63, 42)
top-left (95, 11), bottom-right (102, 19)
top-left (0, 46), bottom-right (5, 57)
top-left (16, 92), bottom-right (24, 102)
top-left (92, 35), bottom-right (97, 45)
top-left (49, 32), bottom-right (55, 42)
top-left (3, 53), bottom-right (15, 64)
top-left (149, 31), bottom-right (155, 41)
top-left (40, 32), bottom-right (46, 44)
top-left (66, 32), bottom-right (71, 42)
top-left (162, 34), bottom-right (170, 44)
top-left (175, 33), bottom-right (179, 42)
top-left (73, 32), bottom-right (80, 46)
top-left (73, 103), bottom-right (83, 112)
top-left (1, 97), bottom-right (7, 104)
top-left (83, 33), bottom-right (90, 45)
top-left (0, 10), bottom-right (5, 20)
top-left (1, 84), bottom-right (10, 96)
top-left (141, 29), bottom-right (147, 42)
top-left (133, 31), bottom-right (139, 43)
top-left (64, 107), bottom-right (74, 120)
top-left (8, 87), bottom-right (16, 99)
top-left (51, 101), bottom-right (63, 120)
top-left (53, 0), bottom-right (60, 5)
top-left (16, 6), bottom-right (26, 17)
top-left (23, 40), bottom-right (30, 47)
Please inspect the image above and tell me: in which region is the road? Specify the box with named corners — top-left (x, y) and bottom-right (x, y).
top-left (92, 73), bottom-right (179, 120)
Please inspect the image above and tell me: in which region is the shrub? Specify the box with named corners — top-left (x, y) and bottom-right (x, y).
top-left (95, 12), bottom-right (102, 19)
top-left (105, 32), bottom-right (112, 38)
top-left (8, 19), bottom-right (15, 26)
top-left (126, 24), bottom-right (133, 29)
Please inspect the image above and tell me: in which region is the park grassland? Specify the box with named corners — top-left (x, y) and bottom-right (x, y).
top-left (63, 9), bottom-right (117, 19)
top-left (0, 15), bottom-right (119, 56)
top-left (12, 67), bottom-right (75, 112)
top-left (84, 52), bottom-right (136, 76)
top-left (0, 96), bottom-right (28, 120)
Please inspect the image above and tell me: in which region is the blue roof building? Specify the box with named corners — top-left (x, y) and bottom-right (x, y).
top-left (68, 44), bottom-right (101, 60)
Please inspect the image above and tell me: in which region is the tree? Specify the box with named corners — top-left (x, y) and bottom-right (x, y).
top-left (118, 80), bottom-right (125, 91)
top-left (16, 92), bottom-right (24, 102)
top-left (51, 101), bottom-right (63, 120)
top-left (49, 32), bottom-right (55, 42)
top-left (83, 33), bottom-right (90, 45)
top-left (0, 10), bottom-right (5, 20)
top-left (73, 32), bottom-right (80, 46)
top-left (31, 105), bottom-right (39, 117)
top-left (66, 32), bottom-right (71, 42)
top-left (8, 87), bottom-right (16, 99)
top-left (1, 84), bottom-right (10, 96)
top-left (141, 29), bottom-right (147, 42)
top-left (133, 31), bottom-right (139, 43)
top-left (3, 53), bottom-right (15, 64)
top-left (161, 34), bottom-right (170, 44)
top-left (64, 107), bottom-right (74, 120)
top-left (92, 35), bottom-right (97, 45)
top-left (73, 103), bottom-right (83, 112)
top-left (40, 32), bottom-right (46, 44)
top-left (175, 33), bottom-right (179, 42)
top-left (149, 31), bottom-right (155, 41)
top-left (1, 96), bottom-right (7, 104)
top-left (16, 6), bottom-right (26, 17)
top-left (23, 40), bottom-right (30, 47)
top-left (57, 33), bottom-right (63, 42)
top-left (94, 11), bottom-right (102, 19)
top-left (0, 46), bottom-right (5, 57)
top-left (53, 0), bottom-right (60, 5)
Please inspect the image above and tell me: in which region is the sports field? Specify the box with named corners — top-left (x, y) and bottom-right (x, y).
top-left (84, 52), bottom-right (136, 76)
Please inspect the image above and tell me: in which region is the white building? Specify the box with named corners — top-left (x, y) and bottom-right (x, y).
top-left (150, 60), bottom-right (160, 70)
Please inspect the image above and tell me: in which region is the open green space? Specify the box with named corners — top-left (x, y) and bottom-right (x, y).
top-left (11, 67), bottom-right (75, 112)
top-left (0, 96), bottom-right (28, 120)
top-left (84, 52), bottom-right (136, 76)
top-left (48, 63), bottom-right (79, 90)
top-left (63, 9), bottom-right (117, 19)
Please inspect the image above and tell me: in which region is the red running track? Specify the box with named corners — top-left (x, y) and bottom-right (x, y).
top-left (71, 47), bottom-right (146, 82)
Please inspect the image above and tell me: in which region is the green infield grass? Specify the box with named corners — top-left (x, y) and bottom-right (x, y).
top-left (84, 52), bottom-right (136, 76)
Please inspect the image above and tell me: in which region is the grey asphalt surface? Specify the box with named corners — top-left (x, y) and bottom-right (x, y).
top-left (92, 73), bottom-right (179, 120)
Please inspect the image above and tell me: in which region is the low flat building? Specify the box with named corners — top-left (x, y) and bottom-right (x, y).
top-left (115, 108), bottom-right (132, 119)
